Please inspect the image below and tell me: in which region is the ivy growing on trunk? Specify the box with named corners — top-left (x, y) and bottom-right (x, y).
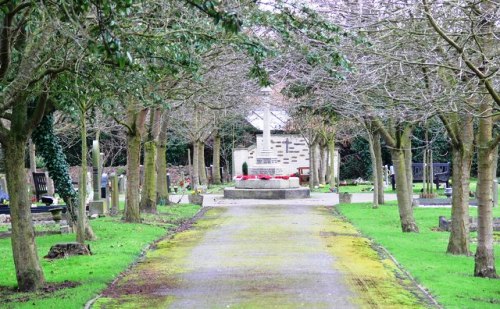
top-left (32, 112), bottom-right (78, 224)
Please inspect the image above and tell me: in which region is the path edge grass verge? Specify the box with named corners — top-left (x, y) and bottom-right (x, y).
top-left (334, 202), bottom-right (500, 309)
top-left (85, 206), bottom-right (212, 308)
top-left (326, 205), bottom-right (442, 308)
top-left (331, 205), bottom-right (441, 306)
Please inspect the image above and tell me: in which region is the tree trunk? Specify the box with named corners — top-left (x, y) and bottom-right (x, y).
top-left (77, 115), bottom-right (87, 244)
top-left (404, 138), bottom-right (413, 196)
top-left (374, 131), bottom-right (385, 204)
top-left (126, 132), bottom-right (142, 223)
top-left (312, 142), bottom-right (319, 186)
top-left (140, 141), bottom-right (157, 213)
top-left (447, 145), bottom-right (472, 255)
top-left (310, 141), bottom-right (319, 187)
top-left (391, 148), bottom-right (419, 232)
top-left (328, 140), bottom-right (336, 188)
top-left (198, 141), bottom-right (208, 185)
top-left (78, 114), bottom-right (96, 241)
top-left (156, 111), bottom-right (169, 205)
top-left (368, 132), bottom-right (378, 208)
top-left (319, 144), bottom-right (326, 185)
top-left (5, 139), bottom-right (45, 291)
top-left (491, 145), bottom-right (498, 208)
top-left (192, 141), bottom-right (200, 189)
top-left (309, 142), bottom-right (314, 189)
top-left (444, 114), bottom-right (473, 255)
top-left (213, 134), bottom-right (222, 185)
top-left (474, 102), bottom-right (498, 278)
top-left (156, 143), bottom-right (168, 205)
top-left (124, 107), bottom-right (147, 223)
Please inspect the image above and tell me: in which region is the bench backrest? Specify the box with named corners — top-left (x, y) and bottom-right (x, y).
top-left (411, 163), bottom-right (451, 181)
top-left (32, 172), bottom-right (48, 201)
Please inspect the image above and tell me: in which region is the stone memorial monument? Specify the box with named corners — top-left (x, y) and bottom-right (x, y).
top-left (224, 87), bottom-right (309, 199)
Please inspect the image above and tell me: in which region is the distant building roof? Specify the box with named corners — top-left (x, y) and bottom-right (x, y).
top-left (247, 110), bottom-right (290, 131)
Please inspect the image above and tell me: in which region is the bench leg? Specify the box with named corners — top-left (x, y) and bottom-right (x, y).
top-left (434, 179), bottom-right (440, 190)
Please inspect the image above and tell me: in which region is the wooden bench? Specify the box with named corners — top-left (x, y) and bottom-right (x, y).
top-left (0, 204), bottom-right (67, 215)
top-left (297, 167), bottom-right (310, 185)
top-left (391, 162), bottom-right (451, 190)
top-left (32, 172), bottom-right (50, 202)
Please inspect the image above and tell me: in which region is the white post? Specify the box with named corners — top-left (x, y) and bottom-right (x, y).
top-left (263, 103), bottom-right (271, 154)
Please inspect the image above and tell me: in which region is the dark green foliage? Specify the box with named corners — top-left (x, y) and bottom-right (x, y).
top-left (339, 138), bottom-right (372, 180)
top-left (339, 137), bottom-right (391, 180)
top-left (166, 131), bottom-right (191, 166)
top-left (242, 162), bottom-right (248, 176)
top-left (281, 83), bottom-right (314, 99)
top-left (186, 0), bottom-right (243, 33)
top-left (250, 3), bottom-right (352, 80)
top-left (0, 146), bottom-right (4, 173)
top-left (32, 113), bottom-right (78, 223)
top-left (167, 115), bottom-right (258, 173)
top-left (217, 115), bottom-right (259, 173)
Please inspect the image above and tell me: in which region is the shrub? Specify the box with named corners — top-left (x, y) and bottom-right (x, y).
top-left (242, 162), bottom-right (248, 175)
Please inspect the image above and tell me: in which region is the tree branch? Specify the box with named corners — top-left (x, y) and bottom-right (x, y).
top-left (26, 91), bottom-right (50, 135)
top-left (489, 133), bottom-right (500, 151)
top-left (438, 113), bottom-right (459, 147)
top-left (370, 116), bottom-right (396, 148)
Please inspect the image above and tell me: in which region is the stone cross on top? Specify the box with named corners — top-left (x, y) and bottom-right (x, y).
top-left (282, 138), bottom-right (292, 153)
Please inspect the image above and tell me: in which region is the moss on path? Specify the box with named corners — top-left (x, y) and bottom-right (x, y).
top-left (94, 205), bottom-right (433, 308)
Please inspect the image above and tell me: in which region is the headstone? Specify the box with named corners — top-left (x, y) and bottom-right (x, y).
top-left (438, 215), bottom-right (500, 232)
top-left (383, 165), bottom-right (389, 187)
top-left (60, 225), bottom-right (71, 234)
top-left (118, 175), bottom-right (126, 194)
top-left (0, 174), bottom-right (7, 194)
top-left (90, 141), bottom-right (106, 214)
top-left (339, 192), bottom-right (352, 203)
top-left (92, 141), bottom-right (101, 201)
top-left (101, 172), bottom-right (108, 199)
top-left (438, 216), bottom-right (449, 231)
top-left (89, 201), bottom-right (106, 216)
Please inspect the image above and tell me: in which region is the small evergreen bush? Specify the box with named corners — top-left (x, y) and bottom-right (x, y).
top-left (242, 162), bottom-right (248, 175)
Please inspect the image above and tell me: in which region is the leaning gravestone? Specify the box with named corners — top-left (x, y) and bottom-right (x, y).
top-left (339, 192), bottom-right (352, 204)
top-left (45, 242), bottom-right (92, 259)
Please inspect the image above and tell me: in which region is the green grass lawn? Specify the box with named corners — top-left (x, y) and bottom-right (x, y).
top-left (0, 203), bottom-right (201, 308)
top-left (336, 202), bottom-right (500, 308)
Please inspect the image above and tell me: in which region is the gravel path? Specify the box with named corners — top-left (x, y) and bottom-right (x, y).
top-left (96, 194), bottom-right (431, 308)
top-left (167, 204), bottom-right (357, 308)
